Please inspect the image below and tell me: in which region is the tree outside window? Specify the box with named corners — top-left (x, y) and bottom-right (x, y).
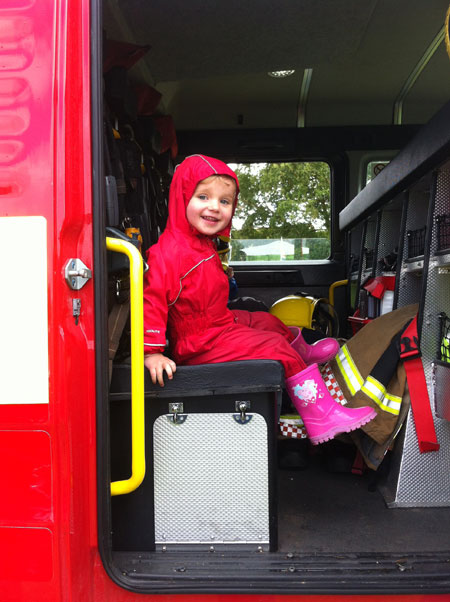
top-left (230, 162), bottom-right (331, 261)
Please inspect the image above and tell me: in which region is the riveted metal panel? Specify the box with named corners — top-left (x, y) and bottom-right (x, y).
top-left (153, 412), bottom-right (270, 548)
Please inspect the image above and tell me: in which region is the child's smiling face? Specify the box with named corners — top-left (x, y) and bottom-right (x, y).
top-left (186, 175), bottom-right (236, 236)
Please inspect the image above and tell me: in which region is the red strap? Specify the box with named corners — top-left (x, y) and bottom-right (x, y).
top-left (403, 359), bottom-right (440, 453)
top-left (400, 316), bottom-right (440, 453)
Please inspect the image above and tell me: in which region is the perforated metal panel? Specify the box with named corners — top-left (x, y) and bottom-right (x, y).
top-left (153, 412), bottom-right (270, 547)
top-left (375, 197), bottom-right (403, 277)
top-left (397, 183), bottom-right (430, 309)
top-left (382, 166), bottom-right (450, 507)
top-left (349, 222), bottom-right (364, 268)
top-left (362, 217), bottom-right (377, 274)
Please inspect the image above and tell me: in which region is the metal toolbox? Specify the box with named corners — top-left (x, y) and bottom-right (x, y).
top-left (109, 360), bottom-right (283, 552)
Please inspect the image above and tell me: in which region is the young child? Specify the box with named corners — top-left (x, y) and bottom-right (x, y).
top-left (143, 154), bottom-right (376, 445)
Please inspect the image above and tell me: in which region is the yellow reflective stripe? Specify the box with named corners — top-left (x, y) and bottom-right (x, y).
top-left (335, 352), bottom-right (355, 395)
top-left (335, 345), bottom-right (363, 396)
top-left (384, 391), bottom-right (402, 412)
top-left (385, 391), bottom-right (402, 404)
top-left (335, 348), bottom-right (402, 416)
top-left (342, 345), bottom-right (364, 388)
top-left (361, 375), bottom-right (401, 416)
top-left (361, 376), bottom-right (385, 405)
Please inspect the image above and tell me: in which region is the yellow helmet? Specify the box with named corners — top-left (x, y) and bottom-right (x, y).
top-left (269, 295), bottom-right (321, 329)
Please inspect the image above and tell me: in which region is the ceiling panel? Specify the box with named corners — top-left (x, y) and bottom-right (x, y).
top-left (103, 0), bottom-right (450, 128)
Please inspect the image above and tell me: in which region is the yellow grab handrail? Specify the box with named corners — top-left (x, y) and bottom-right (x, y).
top-left (328, 279), bottom-right (348, 307)
top-left (107, 237), bottom-right (146, 496)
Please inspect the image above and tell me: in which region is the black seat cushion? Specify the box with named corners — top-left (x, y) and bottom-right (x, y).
top-left (110, 360), bottom-right (284, 398)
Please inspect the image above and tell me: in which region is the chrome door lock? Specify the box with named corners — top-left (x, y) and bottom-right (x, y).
top-left (65, 258), bottom-right (92, 290)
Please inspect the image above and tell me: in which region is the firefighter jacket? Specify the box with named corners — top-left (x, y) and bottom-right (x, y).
top-left (143, 154), bottom-right (305, 378)
top-left (327, 303), bottom-right (419, 468)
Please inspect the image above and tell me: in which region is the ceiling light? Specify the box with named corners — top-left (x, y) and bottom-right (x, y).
top-left (268, 70), bottom-right (295, 78)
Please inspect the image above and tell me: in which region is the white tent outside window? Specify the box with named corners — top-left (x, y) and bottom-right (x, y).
top-left (241, 239), bottom-right (308, 259)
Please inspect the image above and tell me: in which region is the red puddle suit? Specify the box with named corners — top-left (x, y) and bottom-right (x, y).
top-left (143, 154), bottom-right (306, 378)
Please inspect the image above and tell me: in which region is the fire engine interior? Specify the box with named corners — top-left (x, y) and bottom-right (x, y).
top-left (97, 0), bottom-right (450, 594)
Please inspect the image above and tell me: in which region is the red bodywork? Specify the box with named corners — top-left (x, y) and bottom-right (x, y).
top-left (0, 1), bottom-right (448, 601)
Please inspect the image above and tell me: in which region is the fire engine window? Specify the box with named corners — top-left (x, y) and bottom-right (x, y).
top-left (229, 161), bottom-right (331, 262)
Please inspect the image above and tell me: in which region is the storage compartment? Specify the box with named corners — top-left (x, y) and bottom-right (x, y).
top-left (109, 361), bottom-right (282, 552)
top-left (436, 213), bottom-right (450, 254)
top-left (406, 226), bottom-right (426, 259)
top-left (152, 410), bottom-right (271, 550)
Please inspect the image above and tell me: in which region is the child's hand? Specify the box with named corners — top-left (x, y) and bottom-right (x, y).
top-left (144, 353), bottom-right (177, 387)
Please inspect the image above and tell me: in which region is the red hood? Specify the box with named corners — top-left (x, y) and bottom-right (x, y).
top-left (165, 154), bottom-right (239, 239)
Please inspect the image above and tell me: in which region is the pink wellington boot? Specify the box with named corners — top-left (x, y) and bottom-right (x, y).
top-left (289, 326), bottom-right (339, 365)
top-left (285, 363), bottom-right (376, 445)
